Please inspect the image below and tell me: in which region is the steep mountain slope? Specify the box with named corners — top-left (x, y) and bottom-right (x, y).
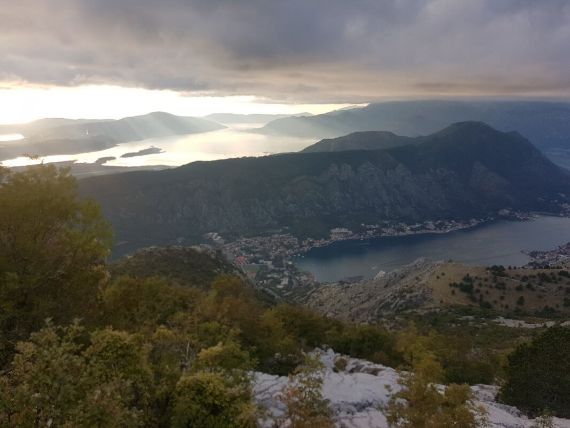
top-left (302, 259), bottom-right (570, 322)
top-left (79, 122), bottom-right (570, 254)
top-left (259, 100), bottom-right (570, 151)
top-left (302, 131), bottom-right (417, 152)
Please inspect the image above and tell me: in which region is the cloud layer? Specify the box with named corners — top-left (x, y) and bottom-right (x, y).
top-left (1, 0), bottom-right (569, 101)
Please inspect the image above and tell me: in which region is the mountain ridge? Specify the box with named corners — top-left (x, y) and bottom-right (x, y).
top-left (302, 130), bottom-right (416, 153)
top-left (0, 112), bottom-right (224, 161)
top-left (259, 100), bottom-right (570, 151)
top-left (79, 122), bottom-right (570, 255)
top-left (26, 111), bottom-right (225, 142)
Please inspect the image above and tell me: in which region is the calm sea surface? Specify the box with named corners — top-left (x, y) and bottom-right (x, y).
top-left (1, 124), bottom-right (314, 167)
top-left (295, 216), bottom-right (570, 282)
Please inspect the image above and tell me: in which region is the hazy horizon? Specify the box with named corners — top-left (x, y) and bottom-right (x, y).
top-left (2, 1), bottom-right (570, 123)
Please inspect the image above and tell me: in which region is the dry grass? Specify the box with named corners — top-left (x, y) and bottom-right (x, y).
top-left (425, 263), bottom-right (570, 313)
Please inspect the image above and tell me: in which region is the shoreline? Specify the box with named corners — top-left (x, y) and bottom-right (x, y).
top-left (292, 213), bottom-right (537, 258)
top-left (218, 211), bottom-right (560, 290)
top-left (295, 214), bottom-right (570, 283)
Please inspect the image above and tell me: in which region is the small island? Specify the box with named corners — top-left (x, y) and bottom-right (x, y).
top-left (120, 146), bottom-right (164, 158)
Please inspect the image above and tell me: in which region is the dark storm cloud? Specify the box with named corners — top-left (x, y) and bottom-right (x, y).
top-left (1, 0), bottom-right (569, 101)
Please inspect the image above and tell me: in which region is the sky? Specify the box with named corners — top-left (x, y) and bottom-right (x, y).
top-left (1, 0), bottom-right (569, 123)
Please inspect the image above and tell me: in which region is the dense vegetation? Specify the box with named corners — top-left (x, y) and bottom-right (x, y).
top-left (500, 327), bottom-right (570, 417)
top-left (0, 165), bottom-right (401, 426)
top-left (110, 246), bottom-right (241, 290)
top-left (0, 165), bottom-right (112, 363)
top-left (386, 327), bottom-right (487, 428)
top-left (1, 164), bottom-right (568, 426)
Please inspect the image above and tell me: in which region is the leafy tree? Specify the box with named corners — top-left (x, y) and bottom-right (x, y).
top-left (501, 326), bottom-right (570, 417)
top-left (386, 353), bottom-right (487, 427)
top-left (328, 323), bottom-right (401, 366)
top-left (101, 275), bottom-right (201, 331)
top-left (194, 340), bottom-right (255, 373)
top-left (170, 341), bottom-right (256, 428)
top-left (279, 354), bottom-right (334, 428)
top-left (205, 275), bottom-right (264, 344)
top-left (0, 323), bottom-right (149, 427)
top-left (386, 326), bottom-right (487, 428)
top-left (272, 305), bottom-right (331, 348)
top-left (170, 371), bottom-right (257, 428)
top-left (428, 330), bottom-right (498, 385)
top-left (255, 309), bottom-right (302, 375)
top-left (0, 165), bottom-right (112, 360)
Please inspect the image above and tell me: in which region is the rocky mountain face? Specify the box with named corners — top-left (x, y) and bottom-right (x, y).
top-left (302, 259), bottom-right (439, 322)
top-left (79, 122), bottom-right (570, 254)
top-left (254, 349), bottom-right (570, 428)
top-left (302, 258), bottom-right (570, 321)
top-left (259, 100), bottom-right (570, 151)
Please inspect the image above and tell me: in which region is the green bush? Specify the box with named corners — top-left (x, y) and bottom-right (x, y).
top-left (171, 371), bottom-right (256, 428)
top-left (0, 165), bottom-right (112, 362)
top-left (501, 326), bottom-right (570, 417)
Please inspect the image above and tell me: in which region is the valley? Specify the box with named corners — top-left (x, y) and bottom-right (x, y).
top-left (78, 122), bottom-right (570, 256)
top-left (0, 113), bottom-right (313, 170)
top-left (5, 3), bottom-right (570, 426)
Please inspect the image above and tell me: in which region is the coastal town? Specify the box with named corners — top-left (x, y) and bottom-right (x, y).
top-left (525, 242), bottom-right (570, 269)
top-left (204, 215), bottom-right (536, 295)
top-left (201, 209), bottom-right (551, 296)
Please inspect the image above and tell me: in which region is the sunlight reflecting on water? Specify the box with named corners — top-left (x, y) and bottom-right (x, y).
top-left (1, 124), bottom-right (315, 167)
top-left (0, 134), bottom-right (25, 142)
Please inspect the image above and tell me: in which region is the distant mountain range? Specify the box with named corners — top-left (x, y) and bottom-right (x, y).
top-left (0, 118), bottom-right (108, 137)
top-left (258, 100), bottom-right (570, 151)
top-left (79, 122), bottom-right (570, 254)
top-left (302, 131), bottom-right (417, 153)
top-left (0, 136), bottom-right (117, 162)
top-left (0, 112), bottom-right (224, 161)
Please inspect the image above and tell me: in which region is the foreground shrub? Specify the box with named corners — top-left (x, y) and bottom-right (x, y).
top-left (387, 328), bottom-right (487, 428)
top-left (171, 371), bottom-right (257, 428)
top-left (501, 326), bottom-right (570, 417)
top-left (0, 323), bottom-right (150, 427)
top-left (170, 340), bottom-right (257, 428)
top-left (0, 165), bottom-right (112, 362)
top-left (279, 354), bottom-right (334, 428)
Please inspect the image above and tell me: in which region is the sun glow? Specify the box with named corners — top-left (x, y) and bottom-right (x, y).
top-left (0, 84), bottom-right (352, 124)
